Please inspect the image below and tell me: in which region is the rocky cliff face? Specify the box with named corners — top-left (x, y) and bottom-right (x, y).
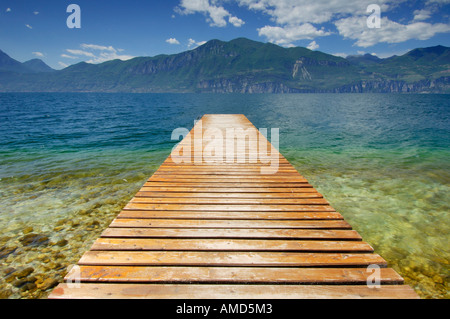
top-left (196, 78), bottom-right (300, 93)
top-left (334, 77), bottom-right (450, 93)
top-left (194, 77), bottom-right (450, 93)
top-left (292, 60), bottom-right (312, 80)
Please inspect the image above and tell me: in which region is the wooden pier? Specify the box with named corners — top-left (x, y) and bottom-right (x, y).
top-left (49, 114), bottom-right (418, 299)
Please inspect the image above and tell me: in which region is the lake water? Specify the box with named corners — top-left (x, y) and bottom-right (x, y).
top-left (0, 93), bottom-right (448, 298)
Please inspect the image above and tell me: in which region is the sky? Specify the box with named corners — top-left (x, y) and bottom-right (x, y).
top-left (0, 0), bottom-right (449, 69)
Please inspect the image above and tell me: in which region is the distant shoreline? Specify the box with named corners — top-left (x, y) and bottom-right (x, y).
top-left (1, 39), bottom-right (449, 94)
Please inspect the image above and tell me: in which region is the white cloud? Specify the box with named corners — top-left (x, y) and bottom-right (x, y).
top-left (426, 0), bottom-right (450, 4)
top-left (6, 8), bottom-right (11, 12)
top-left (238, 0), bottom-right (388, 45)
top-left (307, 40), bottom-right (319, 50)
top-left (335, 16), bottom-right (450, 47)
top-left (174, 0), bottom-right (450, 47)
top-left (332, 52), bottom-right (348, 58)
top-left (238, 0), bottom-right (399, 25)
top-left (166, 38), bottom-right (181, 45)
top-left (32, 52), bottom-right (44, 57)
top-left (187, 38), bottom-right (207, 49)
top-left (258, 24), bottom-right (330, 46)
top-left (25, 24), bottom-right (32, 29)
top-left (66, 49), bottom-right (96, 58)
top-left (176, 0), bottom-right (245, 27)
top-left (238, 0), bottom-right (450, 47)
top-left (413, 9), bottom-right (432, 21)
top-left (81, 44), bottom-right (116, 52)
top-left (33, 11), bottom-right (39, 15)
top-left (58, 62), bottom-right (69, 68)
top-left (229, 16), bottom-right (245, 27)
top-left (66, 44), bottom-right (135, 64)
top-left (86, 53), bottom-right (135, 64)
top-left (61, 54), bottom-right (78, 59)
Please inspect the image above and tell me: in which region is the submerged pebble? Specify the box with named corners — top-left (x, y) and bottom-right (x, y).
top-left (0, 247), bottom-right (17, 259)
top-left (19, 234), bottom-right (49, 247)
top-left (55, 239), bottom-right (68, 247)
top-left (36, 278), bottom-right (59, 291)
top-left (22, 227), bottom-right (34, 234)
top-left (14, 267), bottom-right (34, 279)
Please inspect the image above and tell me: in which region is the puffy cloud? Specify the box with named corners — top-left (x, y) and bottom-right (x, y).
top-left (238, 0), bottom-right (399, 25)
top-left (174, 0), bottom-right (450, 47)
top-left (413, 9), bottom-right (432, 21)
top-left (66, 45), bottom-right (135, 64)
top-left (58, 62), bottom-right (69, 69)
top-left (239, 0), bottom-right (389, 46)
top-left (6, 8), bottom-right (11, 12)
top-left (86, 52), bottom-right (135, 64)
top-left (426, 0), bottom-right (450, 4)
top-left (229, 16), bottom-right (245, 27)
top-left (187, 38), bottom-right (207, 49)
top-left (166, 38), bottom-right (181, 45)
top-left (25, 24), bottom-right (32, 29)
top-left (239, 0), bottom-right (450, 47)
top-left (258, 24), bottom-right (330, 46)
top-left (61, 54), bottom-right (78, 59)
top-left (307, 41), bottom-right (319, 50)
top-left (335, 16), bottom-right (450, 47)
top-left (332, 52), bottom-right (348, 58)
top-left (81, 44), bottom-right (116, 52)
top-left (32, 52), bottom-right (44, 57)
top-left (176, 0), bottom-right (244, 27)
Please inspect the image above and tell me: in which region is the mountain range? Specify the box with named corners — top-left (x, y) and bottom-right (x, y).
top-left (0, 50), bottom-right (54, 74)
top-left (0, 38), bottom-right (449, 93)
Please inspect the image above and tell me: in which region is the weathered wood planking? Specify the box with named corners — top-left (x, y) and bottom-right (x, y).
top-left (49, 114), bottom-right (418, 299)
top-left (63, 266), bottom-right (403, 284)
top-left (50, 284), bottom-right (418, 299)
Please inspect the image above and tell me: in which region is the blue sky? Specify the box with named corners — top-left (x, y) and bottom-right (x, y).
top-left (1, 0), bottom-right (449, 69)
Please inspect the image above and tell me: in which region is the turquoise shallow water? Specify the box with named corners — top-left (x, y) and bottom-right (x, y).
top-left (0, 93), bottom-right (448, 298)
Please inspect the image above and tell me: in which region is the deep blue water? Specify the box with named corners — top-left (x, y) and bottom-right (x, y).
top-left (0, 93), bottom-right (449, 298)
top-left (1, 93), bottom-right (449, 153)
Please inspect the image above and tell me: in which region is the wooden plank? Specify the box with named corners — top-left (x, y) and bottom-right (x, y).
top-left (163, 158), bottom-right (289, 164)
top-left (139, 186), bottom-right (316, 192)
top-left (159, 164), bottom-right (296, 168)
top-left (143, 182), bottom-right (314, 188)
top-left (156, 168), bottom-right (299, 173)
top-left (78, 251), bottom-right (387, 267)
top-left (153, 172), bottom-right (305, 177)
top-left (109, 219), bottom-right (351, 229)
top-left (156, 170), bottom-right (297, 174)
top-left (135, 191), bottom-right (323, 198)
top-left (90, 238), bottom-right (373, 252)
top-left (148, 177), bottom-right (309, 183)
top-left (48, 284), bottom-right (420, 299)
top-left (117, 211), bottom-right (344, 220)
top-left (124, 203), bottom-right (336, 212)
top-left (65, 266), bottom-right (401, 284)
top-left (129, 197), bottom-right (330, 205)
top-left (152, 165), bottom-right (295, 171)
top-left (101, 228), bottom-right (363, 240)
